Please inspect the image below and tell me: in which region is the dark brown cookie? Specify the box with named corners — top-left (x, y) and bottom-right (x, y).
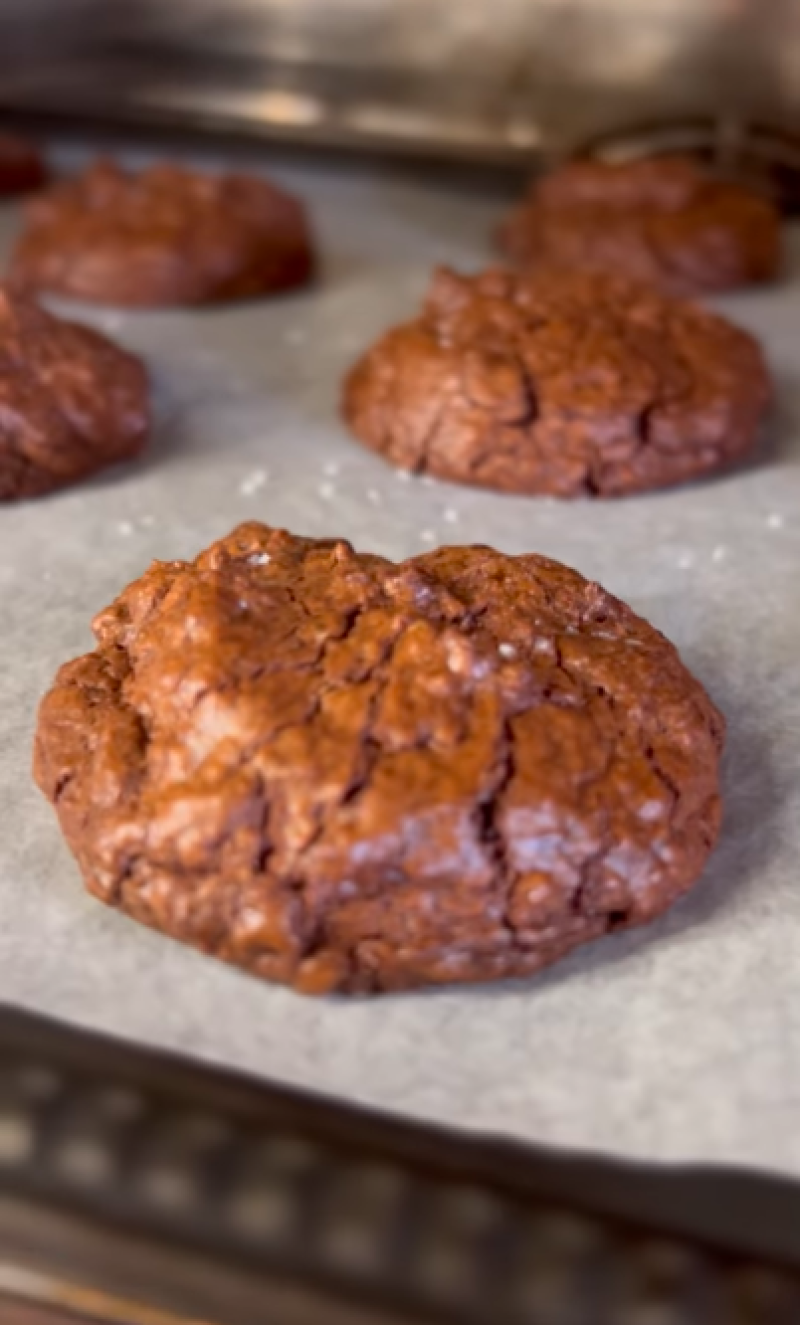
top-left (9, 159), bottom-right (314, 306)
top-left (343, 266), bottom-right (770, 497)
top-left (0, 287), bottom-right (149, 500)
top-left (0, 132), bottom-right (46, 196)
top-left (34, 522), bottom-right (725, 995)
top-left (498, 156), bottom-right (781, 295)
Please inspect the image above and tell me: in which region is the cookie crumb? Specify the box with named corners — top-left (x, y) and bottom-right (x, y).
top-left (239, 469), bottom-right (268, 497)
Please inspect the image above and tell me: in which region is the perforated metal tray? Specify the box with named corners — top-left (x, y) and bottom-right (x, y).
top-left (2, 1005), bottom-right (800, 1325)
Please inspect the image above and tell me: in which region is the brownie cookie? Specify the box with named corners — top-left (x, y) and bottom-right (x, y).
top-left (34, 522), bottom-right (724, 995)
top-left (343, 266), bottom-right (770, 497)
top-left (0, 132), bottom-right (46, 195)
top-left (498, 156), bottom-right (781, 295)
top-left (0, 286), bottom-right (149, 500)
top-left (9, 159), bottom-right (313, 306)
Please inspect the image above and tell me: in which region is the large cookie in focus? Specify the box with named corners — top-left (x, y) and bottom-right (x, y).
top-left (34, 522), bottom-right (725, 995)
top-left (343, 266), bottom-right (770, 497)
top-left (9, 159), bottom-right (314, 306)
top-left (498, 156), bottom-right (781, 295)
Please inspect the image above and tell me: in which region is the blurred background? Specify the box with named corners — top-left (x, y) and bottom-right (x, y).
top-left (1, 0), bottom-right (800, 177)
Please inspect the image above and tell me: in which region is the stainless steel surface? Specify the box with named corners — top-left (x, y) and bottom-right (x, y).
top-left (1, 1), bottom-right (800, 164)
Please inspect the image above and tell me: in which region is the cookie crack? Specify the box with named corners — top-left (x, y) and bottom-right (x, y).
top-left (642, 741), bottom-right (681, 806)
top-left (471, 719), bottom-right (519, 945)
top-left (400, 374), bottom-right (450, 476)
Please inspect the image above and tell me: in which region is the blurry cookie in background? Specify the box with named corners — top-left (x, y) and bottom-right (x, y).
top-left (344, 266), bottom-right (771, 498)
top-left (9, 158), bottom-right (314, 306)
top-left (0, 286), bottom-right (149, 499)
top-left (498, 156), bottom-right (781, 296)
top-left (0, 131), bottom-right (46, 195)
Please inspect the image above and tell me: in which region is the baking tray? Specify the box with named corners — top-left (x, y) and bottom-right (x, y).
top-left (1, 134), bottom-right (799, 1184)
top-left (2, 1005), bottom-right (800, 1324)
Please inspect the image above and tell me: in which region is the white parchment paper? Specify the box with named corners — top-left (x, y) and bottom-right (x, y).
top-left (1, 140), bottom-right (799, 1176)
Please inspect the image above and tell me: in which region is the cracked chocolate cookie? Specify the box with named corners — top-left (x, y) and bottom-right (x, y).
top-left (0, 132), bottom-right (46, 195)
top-left (343, 266), bottom-right (770, 497)
top-left (498, 156), bottom-right (781, 295)
top-left (34, 522), bottom-right (725, 994)
top-left (9, 159), bottom-right (314, 306)
top-left (0, 287), bottom-right (149, 500)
